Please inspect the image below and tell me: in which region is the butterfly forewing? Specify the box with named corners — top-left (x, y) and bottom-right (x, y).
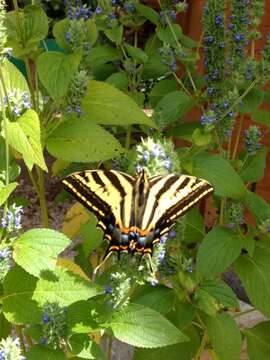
top-left (62, 170), bottom-right (135, 232)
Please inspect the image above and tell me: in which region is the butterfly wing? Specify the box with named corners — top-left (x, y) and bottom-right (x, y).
top-left (62, 170), bottom-right (135, 239)
top-left (140, 174), bottom-right (213, 238)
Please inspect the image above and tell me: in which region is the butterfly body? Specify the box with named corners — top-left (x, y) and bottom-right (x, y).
top-left (62, 169), bottom-right (213, 257)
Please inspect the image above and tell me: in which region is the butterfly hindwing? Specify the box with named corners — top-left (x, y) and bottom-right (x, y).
top-left (142, 174), bottom-right (213, 237)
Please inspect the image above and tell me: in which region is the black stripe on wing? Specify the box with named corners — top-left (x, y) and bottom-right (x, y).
top-left (156, 180), bottom-right (213, 236)
top-left (62, 175), bottom-right (111, 221)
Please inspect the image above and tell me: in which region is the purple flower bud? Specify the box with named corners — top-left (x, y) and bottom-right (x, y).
top-left (158, 250), bottom-right (166, 261)
top-left (66, 31), bottom-right (72, 43)
top-left (150, 279), bottom-right (158, 287)
top-left (104, 285), bottom-right (113, 294)
top-left (160, 236), bottom-right (167, 244)
top-left (168, 230), bottom-right (176, 238)
top-left (143, 151), bottom-right (149, 162)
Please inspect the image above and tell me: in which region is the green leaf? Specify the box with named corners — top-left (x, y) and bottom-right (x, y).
top-left (67, 300), bottom-right (98, 334)
top-left (239, 87), bottom-right (264, 114)
top-left (192, 128), bottom-right (212, 146)
top-left (106, 72), bottom-right (128, 90)
top-left (69, 334), bottom-right (105, 359)
top-left (156, 24), bottom-right (182, 46)
top-left (5, 5), bottom-right (48, 57)
top-left (136, 4), bottom-right (160, 25)
top-left (108, 303), bottom-right (188, 348)
top-left (206, 313), bottom-right (242, 360)
top-left (52, 19), bottom-right (70, 50)
top-left (0, 312), bottom-right (12, 340)
top-left (46, 119), bottom-right (122, 162)
top-left (149, 78), bottom-right (177, 107)
top-left (5, 110), bottom-right (47, 171)
top-left (133, 285), bottom-right (176, 315)
top-left (235, 242), bottom-right (270, 317)
top-left (3, 266), bottom-right (41, 324)
top-left (80, 216), bottom-right (104, 256)
top-left (200, 279), bottom-right (239, 308)
top-left (124, 43), bottom-right (148, 64)
top-left (179, 34), bottom-right (198, 48)
top-left (244, 190), bottom-right (270, 222)
top-left (245, 321), bottom-right (270, 360)
top-left (142, 53), bottom-right (168, 80)
top-left (88, 46), bottom-right (121, 68)
top-left (153, 91), bottom-right (193, 127)
top-left (0, 59), bottom-right (29, 96)
top-left (239, 148), bottom-right (268, 182)
top-left (183, 208), bottom-right (205, 244)
top-left (0, 182), bottom-right (18, 206)
top-left (133, 325), bottom-right (200, 360)
top-left (192, 152), bottom-right (246, 199)
top-left (82, 80), bottom-right (156, 127)
top-left (32, 267), bottom-right (104, 307)
top-left (194, 288), bottom-right (218, 316)
top-left (26, 345), bottom-right (66, 360)
top-left (167, 302), bottom-right (195, 330)
top-left (167, 122), bottom-right (199, 141)
top-left (13, 229), bottom-right (70, 277)
top-left (197, 226), bottom-right (243, 277)
top-left (105, 25), bottom-right (123, 44)
top-left (252, 109), bottom-right (270, 128)
top-left (37, 52), bottom-right (80, 102)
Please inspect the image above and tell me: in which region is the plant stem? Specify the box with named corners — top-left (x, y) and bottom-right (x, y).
top-left (219, 78), bottom-right (259, 123)
top-left (107, 335), bottom-right (113, 360)
top-left (173, 73), bottom-right (192, 98)
top-left (37, 167), bottom-right (49, 227)
top-left (219, 198), bottom-right (226, 226)
top-left (24, 332), bottom-right (34, 348)
top-left (0, 67), bottom-right (10, 214)
top-left (187, 68), bottom-right (197, 93)
top-left (15, 325), bottom-right (26, 355)
top-left (195, 329), bottom-right (208, 360)
top-left (24, 58), bottom-right (37, 109)
top-left (232, 115), bottom-right (244, 160)
top-left (233, 307), bottom-right (256, 318)
top-left (125, 126), bottom-right (132, 150)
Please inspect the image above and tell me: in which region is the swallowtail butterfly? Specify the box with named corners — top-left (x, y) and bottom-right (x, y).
top-left (63, 170), bottom-right (213, 258)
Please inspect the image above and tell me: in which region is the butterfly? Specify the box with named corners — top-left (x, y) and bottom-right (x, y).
top-left (63, 169), bottom-right (213, 260)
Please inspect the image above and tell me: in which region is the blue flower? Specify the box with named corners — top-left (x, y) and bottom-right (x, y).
top-left (42, 313), bottom-right (50, 324)
top-left (39, 336), bottom-right (47, 345)
top-left (163, 159), bottom-right (172, 170)
top-left (160, 236), bottom-right (167, 244)
top-left (234, 34), bottom-right (245, 42)
top-left (104, 285), bottom-right (113, 294)
top-left (75, 105), bottom-right (82, 117)
top-left (204, 35), bottom-right (214, 45)
top-left (143, 151), bottom-right (149, 162)
top-left (95, 6), bottom-right (102, 15)
top-left (207, 87), bottom-right (216, 96)
top-left (158, 249), bottom-right (166, 261)
top-left (215, 14), bottom-right (223, 26)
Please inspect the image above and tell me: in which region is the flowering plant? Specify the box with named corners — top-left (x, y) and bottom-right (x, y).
top-left (0, 0), bottom-right (270, 359)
